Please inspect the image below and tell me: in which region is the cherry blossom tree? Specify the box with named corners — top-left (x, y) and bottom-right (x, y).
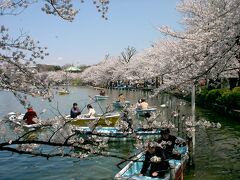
top-left (119, 46), bottom-right (137, 64)
top-left (1, 0), bottom-right (228, 164)
top-left (0, 0), bottom-right (110, 98)
top-left (159, 0), bottom-right (240, 86)
top-left (0, 25), bottom-right (52, 104)
top-left (80, 55), bottom-right (121, 86)
top-left (0, 0), bottom-right (132, 161)
top-left (75, 1), bottom-right (240, 90)
top-left (0, 0), bottom-right (109, 21)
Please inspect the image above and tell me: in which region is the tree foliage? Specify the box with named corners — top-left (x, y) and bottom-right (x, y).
top-left (120, 46), bottom-right (137, 64)
top-left (82, 0), bottom-right (240, 94)
top-left (0, 0), bottom-right (229, 164)
top-left (0, 0), bottom-right (110, 102)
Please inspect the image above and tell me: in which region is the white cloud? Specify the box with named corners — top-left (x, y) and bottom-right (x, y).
top-left (57, 57), bottom-right (63, 60)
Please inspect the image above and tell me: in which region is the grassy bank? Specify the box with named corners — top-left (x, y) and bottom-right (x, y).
top-left (172, 86), bottom-right (240, 121)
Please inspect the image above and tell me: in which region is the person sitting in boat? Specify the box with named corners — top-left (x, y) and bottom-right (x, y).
top-left (99, 90), bottom-right (106, 96)
top-left (157, 128), bottom-right (180, 159)
top-left (85, 104), bottom-right (96, 118)
top-left (61, 87), bottom-right (69, 93)
top-left (23, 106), bottom-right (38, 125)
top-left (140, 99), bottom-right (149, 110)
top-left (117, 93), bottom-right (125, 102)
top-left (140, 141), bottom-right (169, 178)
top-left (135, 99), bottom-right (142, 109)
top-left (121, 109), bottom-right (133, 130)
top-left (70, 103), bottom-right (81, 118)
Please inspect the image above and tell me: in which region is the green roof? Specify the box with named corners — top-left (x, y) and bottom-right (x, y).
top-left (65, 66), bottom-right (81, 72)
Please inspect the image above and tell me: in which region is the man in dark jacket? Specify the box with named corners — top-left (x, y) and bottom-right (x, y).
top-left (157, 128), bottom-right (178, 159)
top-left (70, 103), bottom-right (81, 118)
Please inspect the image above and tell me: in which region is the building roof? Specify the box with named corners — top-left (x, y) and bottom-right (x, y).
top-left (65, 66), bottom-right (81, 72)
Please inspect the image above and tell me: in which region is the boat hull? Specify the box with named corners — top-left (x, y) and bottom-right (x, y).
top-left (112, 101), bottom-right (131, 109)
top-left (59, 90), bottom-right (70, 95)
top-left (135, 108), bottom-right (157, 116)
top-left (74, 127), bottom-right (161, 142)
top-left (70, 113), bottom-right (120, 127)
top-left (94, 95), bottom-right (109, 100)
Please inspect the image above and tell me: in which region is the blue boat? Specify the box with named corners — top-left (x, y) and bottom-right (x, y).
top-left (135, 107), bottom-right (157, 116)
top-left (113, 84), bottom-right (127, 90)
top-left (112, 101), bottom-right (131, 109)
top-left (115, 141), bottom-right (188, 180)
top-left (74, 127), bottom-right (161, 142)
top-left (94, 95), bottom-right (109, 100)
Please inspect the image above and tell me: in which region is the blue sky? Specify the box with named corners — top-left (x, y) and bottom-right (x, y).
top-left (2, 0), bottom-right (182, 66)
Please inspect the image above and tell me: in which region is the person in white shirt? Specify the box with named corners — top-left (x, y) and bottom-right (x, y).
top-left (86, 104), bottom-right (96, 118)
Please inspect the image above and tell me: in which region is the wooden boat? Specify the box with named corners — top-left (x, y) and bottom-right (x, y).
top-left (94, 95), bottom-right (109, 100)
top-left (112, 101), bottom-right (131, 109)
top-left (115, 140), bottom-right (189, 180)
top-left (74, 127), bottom-right (161, 142)
top-left (135, 107), bottom-right (157, 116)
top-left (69, 113), bottom-right (120, 127)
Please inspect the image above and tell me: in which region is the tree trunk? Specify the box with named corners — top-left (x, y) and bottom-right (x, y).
top-left (238, 71), bottom-right (240, 86)
top-left (229, 78), bottom-right (238, 90)
top-left (155, 76), bottom-right (159, 88)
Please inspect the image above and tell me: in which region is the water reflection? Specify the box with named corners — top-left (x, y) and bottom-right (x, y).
top-left (0, 87), bottom-right (240, 179)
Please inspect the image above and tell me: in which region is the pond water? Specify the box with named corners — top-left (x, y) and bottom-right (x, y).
top-left (0, 86), bottom-right (239, 180)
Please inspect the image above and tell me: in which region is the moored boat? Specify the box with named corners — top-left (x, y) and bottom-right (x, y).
top-left (115, 139), bottom-right (188, 180)
top-left (69, 113), bottom-right (120, 127)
